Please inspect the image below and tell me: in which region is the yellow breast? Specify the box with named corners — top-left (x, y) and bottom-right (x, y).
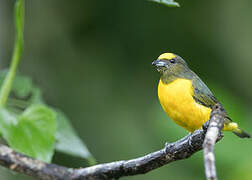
top-left (158, 78), bottom-right (212, 132)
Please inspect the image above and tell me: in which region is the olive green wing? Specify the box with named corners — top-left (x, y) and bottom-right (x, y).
top-left (191, 73), bottom-right (219, 108)
top-left (190, 72), bottom-right (250, 138)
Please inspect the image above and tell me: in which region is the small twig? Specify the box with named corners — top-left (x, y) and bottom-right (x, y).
top-left (203, 103), bottom-right (225, 180)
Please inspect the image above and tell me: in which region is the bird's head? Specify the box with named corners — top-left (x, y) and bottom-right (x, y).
top-left (152, 53), bottom-right (188, 75)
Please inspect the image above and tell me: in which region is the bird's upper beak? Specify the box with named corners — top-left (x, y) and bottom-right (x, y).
top-left (152, 59), bottom-right (168, 68)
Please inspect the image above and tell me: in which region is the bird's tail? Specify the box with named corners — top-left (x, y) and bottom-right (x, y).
top-left (223, 119), bottom-right (251, 138)
top-left (232, 128), bottom-right (251, 138)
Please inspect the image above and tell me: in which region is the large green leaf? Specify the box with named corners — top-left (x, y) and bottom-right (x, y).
top-left (0, 105), bottom-right (56, 162)
top-left (0, 71), bottom-right (95, 163)
top-left (150, 0), bottom-right (180, 7)
top-left (55, 110), bottom-right (96, 165)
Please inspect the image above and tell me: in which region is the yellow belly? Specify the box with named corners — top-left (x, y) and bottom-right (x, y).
top-left (158, 78), bottom-right (212, 132)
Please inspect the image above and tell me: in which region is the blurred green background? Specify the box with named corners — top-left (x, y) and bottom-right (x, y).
top-left (0, 0), bottom-right (252, 179)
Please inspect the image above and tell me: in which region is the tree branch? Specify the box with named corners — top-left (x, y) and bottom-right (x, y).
top-left (0, 106), bottom-right (224, 180)
top-left (203, 103), bottom-right (225, 180)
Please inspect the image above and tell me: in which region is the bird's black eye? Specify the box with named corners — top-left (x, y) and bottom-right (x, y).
top-left (170, 59), bottom-right (176, 63)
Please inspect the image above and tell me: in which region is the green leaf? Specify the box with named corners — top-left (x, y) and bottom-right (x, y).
top-left (150, 0), bottom-right (180, 7)
top-left (55, 110), bottom-right (96, 165)
top-left (0, 105), bottom-right (56, 162)
top-left (0, 71), bottom-right (95, 163)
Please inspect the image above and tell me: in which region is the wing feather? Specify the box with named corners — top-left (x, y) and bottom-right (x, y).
top-left (191, 72), bottom-right (218, 108)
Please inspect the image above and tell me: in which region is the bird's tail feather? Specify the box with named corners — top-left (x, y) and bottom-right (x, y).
top-left (224, 118), bottom-right (250, 138)
top-left (233, 128), bottom-right (251, 138)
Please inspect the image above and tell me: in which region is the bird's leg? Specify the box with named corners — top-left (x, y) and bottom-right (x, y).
top-left (202, 121), bottom-right (210, 132)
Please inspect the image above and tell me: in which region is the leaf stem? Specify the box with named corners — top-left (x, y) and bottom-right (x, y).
top-left (0, 0), bottom-right (24, 107)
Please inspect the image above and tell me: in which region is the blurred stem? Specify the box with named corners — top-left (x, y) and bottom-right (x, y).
top-left (0, 0), bottom-right (24, 107)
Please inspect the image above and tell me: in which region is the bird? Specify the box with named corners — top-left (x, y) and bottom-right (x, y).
top-left (152, 52), bottom-right (250, 138)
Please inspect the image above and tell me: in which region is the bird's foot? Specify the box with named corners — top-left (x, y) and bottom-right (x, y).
top-left (165, 141), bottom-right (170, 147)
top-left (188, 133), bottom-right (194, 148)
top-left (164, 141), bottom-right (175, 153)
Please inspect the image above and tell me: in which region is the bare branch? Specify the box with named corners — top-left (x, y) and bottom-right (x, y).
top-left (203, 103), bottom-right (225, 180)
top-left (0, 106), bottom-right (224, 180)
top-left (74, 129), bottom-right (207, 179)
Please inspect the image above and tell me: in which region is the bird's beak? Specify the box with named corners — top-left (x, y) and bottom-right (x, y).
top-left (152, 59), bottom-right (168, 68)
